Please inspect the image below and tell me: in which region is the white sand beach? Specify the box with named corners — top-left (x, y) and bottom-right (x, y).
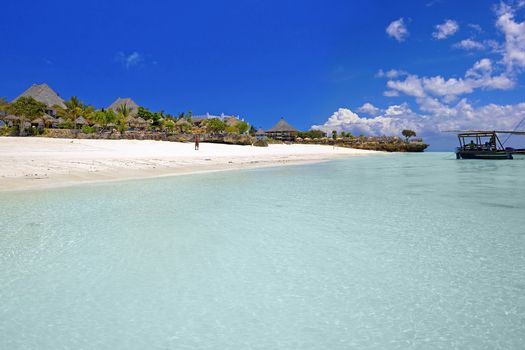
top-left (0, 137), bottom-right (377, 191)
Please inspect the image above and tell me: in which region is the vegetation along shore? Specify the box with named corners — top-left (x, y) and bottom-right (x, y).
top-left (0, 83), bottom-right (428, 152)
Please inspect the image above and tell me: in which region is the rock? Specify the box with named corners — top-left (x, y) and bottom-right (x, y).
top-left (253, 139), bottom-right (269, 147)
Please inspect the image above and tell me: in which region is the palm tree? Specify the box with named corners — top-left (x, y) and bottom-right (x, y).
top-left (0, 97), bottom-right (9, 114)
top-left (56, 96), bottom-right (94, 122)
top-left (116, 104), bottom-right (132, 118)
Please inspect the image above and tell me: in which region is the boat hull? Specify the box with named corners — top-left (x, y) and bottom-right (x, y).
top-left (456, 151), bottom-right (513, 160)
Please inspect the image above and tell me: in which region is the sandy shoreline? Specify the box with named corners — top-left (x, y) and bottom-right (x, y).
top-left (0, 137), bottom-right (379, 192)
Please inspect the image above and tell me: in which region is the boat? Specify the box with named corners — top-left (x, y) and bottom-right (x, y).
top-left (451, 131), bottom-right (525, 160)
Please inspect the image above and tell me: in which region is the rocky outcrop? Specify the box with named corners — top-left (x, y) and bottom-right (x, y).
top-left (253, 139), bottom-right (269, 147)
top-left (40, 129), bottom-right (254, 145)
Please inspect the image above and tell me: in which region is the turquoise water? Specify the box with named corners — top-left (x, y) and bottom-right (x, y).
top-left (1, 153), bottom-right (524, 349)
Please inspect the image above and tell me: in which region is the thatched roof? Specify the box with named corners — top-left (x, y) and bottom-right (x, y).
top-left (75, 116), bottom-right (88, 125)
top-left (224, 116), bottom-right (239, 126)
top-left (15, 83), bottom-right (66, 108)
top-left (255, 128), bottom-right (265, 135)
top-left (267, 118), bottom-right (298, 133)
top-left (136, 117), bottom-right (147, 125)
top-left (42, 113), bottom-right (56, 122)
top-left (4, 115), bottom-right (19, 122)
top-left (108, 97), bottom-right (139, 116)
top-left (175, 118), bottom-right (191, 125)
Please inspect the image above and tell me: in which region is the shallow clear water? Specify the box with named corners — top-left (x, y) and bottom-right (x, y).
top-left (1, 153), bottom-right (525, 349)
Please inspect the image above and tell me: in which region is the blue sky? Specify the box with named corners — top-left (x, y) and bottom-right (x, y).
top-left (1, 0), bottom-right (525, 149)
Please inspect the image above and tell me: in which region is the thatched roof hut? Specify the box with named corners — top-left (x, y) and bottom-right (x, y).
top-left (175, 118), bottom-right (191, 133)
top-left (4, 115), bottom-right (20, 123)
top-left (14, 83), bottom-right (66, 108)
top-left (255, 128), bottom-right (265, 136)
top-left (32, 118), bottom-right (45, 127)
top-left (267, 118), bottom-right (298, 133)
top-left (266, 117), bottom-right (298, 141)
top-left (75, 116), bottom-right (88, 125)
top-left (136, 117), bottom-right (147, 127)
top-left (108, 97), bottom-right (139, 116)
top-left (42, 114), bottom-right (57, 126)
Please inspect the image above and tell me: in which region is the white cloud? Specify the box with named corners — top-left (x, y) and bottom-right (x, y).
top-left (358, 102), bottom-right (381, 115)
top-left (385, 59), bottom-right (514, 102)
top-left (454, 38), bottom-right (485, 50)
top-left (312, 101), bottom-right (525, 139)
top-left (386, 18), bottom-right (409, 42)
top-left (383, 90), bottom-right (400, 97)
top-left (495, 2), bottom-right (525, 71)
top-left (468, 23), bottom-right (483, 32)
top-left (387, 75), bottom-right (426, 97)
top-left (312, 107), bottom-right (419, 136)
top-left (376, 69), bottom-right (408, 78)
top-left (433, 19), bottom-right (459, 39)
top-left (453, 38), bottom-right (502, 52)
top-left (116, 51), bottom-right (144, 68)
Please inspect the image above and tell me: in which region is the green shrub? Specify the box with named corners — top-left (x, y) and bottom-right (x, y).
top-left (58, 120), bottom-right (75, 129)
top-left (81, 125), bottom-right (95, 134)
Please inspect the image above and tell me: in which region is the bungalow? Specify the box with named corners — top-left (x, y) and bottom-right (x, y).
top-left (13, 83), bottom-right (66, 117)
top-left (266, 117), bottom-right (298, 141)
top-left (255, 128), bottom-right (266, 140)
top-left (108, 97), bottom-right (139, 116)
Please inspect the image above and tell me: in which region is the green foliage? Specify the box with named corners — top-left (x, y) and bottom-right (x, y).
top-left (92, 109), bottom-right (118, 129)
top-left (164, 119), bottom-right (176, 132)
top-left (58, 120), bottom-right (75, 129)
top-left (116, 104), bottom-right (133, 118)
top-left (402, 129), bottom-right (416, 141)
top-left (225, 125), bottom-right (238, 133)
top-left (177, 110), bottom-right (193, 123)
top-left (205, 118), bottom-right (226, 134)
top-left (249, 125), bottom-right (257, 136)
top-left (297, 129), bottom-right (326, 139)
top-left (138, 106), bottom-right (164, 126)
top-left (0, 125), bottom-right (13, 136)
top-left (81, 125), bottom-right (95, 134)
top-left (0, 97), bottom-right (9, 113)
top-left (332, 130), bottom-right (337, 139)
top-left (236, 121), bottom-right (249, 134)
top-left (7, 96), bottom-right (46, 119)
top-left (138, 106), bottom-right (154, 120)
top-left (56, 96), bottom-right (94, 121)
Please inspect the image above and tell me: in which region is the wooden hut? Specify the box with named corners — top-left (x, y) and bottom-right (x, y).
top-left (75, 116), bottom-right (88, 129)
top-left (175, 118), bottom-right (191, 133)
top-left (255, 128), bottom-right (266, 140)
top-left (13, 83), bottom-right (66, 116)
top-left (266, 118), bottom-right (298, 141)
top-left (4, 115), bottom-right (20, 126)
top-left (108, 97), bottom-right (139, 117)
top-left (42, 114), bottom-right (57, 128)
top-left (135, 117), bottom-right (148, 129)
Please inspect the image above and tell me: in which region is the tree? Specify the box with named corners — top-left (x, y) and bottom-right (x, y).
top-left (236, 121), bottom-right (249, 134)
top-left (332, 130), bottom-right (337, 139)
top-left (205, 118), bottom-right (226, 134)
top-left (138, 106), bottom-right (154, 120)
top-left (55, 96), bottom-right (94, 122)
top-left (92, 109), bottom-right (117, 130)
top-left (164, 119), bottom-right (175, 132)
top-left (116, 104), bottom-right (132, 119)
top-left (402, 129), bottom-right (416, 142)
top-left (7, 96), bottom-right (45, 120)
top-left (249, 125), bottom-right (257, 136)
top-left (0, 97), bottom-right (9, 114)
top-left (297, 129), bottom-right (326, 139)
